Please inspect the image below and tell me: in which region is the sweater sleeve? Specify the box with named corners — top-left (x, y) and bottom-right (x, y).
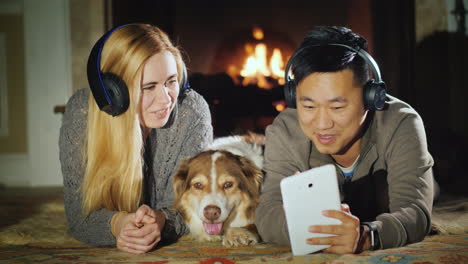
top-left (255, 110), bottom-right (311, 246)
top-left (375, 112), bottom-right (434, 249)
top-left (157, 90), bottom-right (213, 243)
top-left (59, 89), bottom-right (117, 247)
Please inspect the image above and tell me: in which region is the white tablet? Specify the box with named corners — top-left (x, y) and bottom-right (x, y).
top-left (280, 164), bottom-right (341, 256)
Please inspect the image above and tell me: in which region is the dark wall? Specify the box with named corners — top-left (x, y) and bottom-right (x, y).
top-left (414, 32), bottom-right (468, 196)
top-left (372, 1), bottom-right (468, 196)
top-left (112, 0), bottom-right (349, 74)
top-left (112, 0), bottom-right (175, 36)
top-left (373, 1), bottom-right (415, 102)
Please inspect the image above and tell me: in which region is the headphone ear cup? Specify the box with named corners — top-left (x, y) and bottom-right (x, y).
top-left (179, 65), bottom-right (189, 96)
top-left (101, 72), bottom-right (130, 116)
top-left (284, 80), bottom-right (297, 108)
top-left (363, 80), bottom-right (387, 111)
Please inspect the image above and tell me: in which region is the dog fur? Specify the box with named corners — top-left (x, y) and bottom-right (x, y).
top-left (173, 135), bottom-right (263, 246)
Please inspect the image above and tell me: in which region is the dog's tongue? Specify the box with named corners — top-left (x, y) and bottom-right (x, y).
top-left (203, 222), bottom-right (223, 235)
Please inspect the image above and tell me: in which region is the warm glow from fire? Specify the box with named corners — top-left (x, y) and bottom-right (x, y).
top-left (270, 48), bottom-right (285, 85)
top-left (253, 26), bottom-right (264, 40)
top-left (238, 27), bottom-right (286, 89)
top-left (275, 104), bottom-right (285, 112)
top-left (240, 44), bottom-right (270, 76)
top-left (273, 100), bottom-right (286, 112)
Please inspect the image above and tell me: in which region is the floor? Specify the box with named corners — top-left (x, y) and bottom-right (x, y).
top-left (0, 186), bottom-right (467, 264)
top-left (0, 186), bottom-right (63, 229)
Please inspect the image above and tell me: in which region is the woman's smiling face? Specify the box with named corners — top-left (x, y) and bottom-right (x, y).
top-left (139, 51), bottom-right (179, 129)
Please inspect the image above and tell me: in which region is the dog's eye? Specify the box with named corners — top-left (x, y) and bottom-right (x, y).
top-left (223, 181), bottom-right (233, 189)
top-left (193, 182), bottom-right (203, 190)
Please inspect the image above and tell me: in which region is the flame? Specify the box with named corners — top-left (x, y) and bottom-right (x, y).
top-left (275, 104), bottom-right (285, 112)
top-left (238, 27), bottom-right (286, 89)
top-left (272, 100), bottom-right (286, 112)
top-left (270, 48), bottom-right (285, 84)
top-left (252, 26), bottom-right (264, 40)
top-left (240, 44), bottom-right (270, 77)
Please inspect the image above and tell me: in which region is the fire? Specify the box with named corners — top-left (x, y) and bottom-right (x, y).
top-left (252, 26), bottom-right (264, 40)
top-left (238, 27), bottom-right (286, 89)
top-left (270, 48), bottom-right (285, 85)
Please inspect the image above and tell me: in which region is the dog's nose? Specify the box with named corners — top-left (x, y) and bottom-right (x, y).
top-left (204, 205), bottom-right (221, 221)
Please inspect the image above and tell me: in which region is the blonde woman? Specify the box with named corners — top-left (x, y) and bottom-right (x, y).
top-left (59, 24), bottom-right (213, 253)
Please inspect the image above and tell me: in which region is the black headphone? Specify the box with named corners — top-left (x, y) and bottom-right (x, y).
top-left (87, 24), bottom-right (189, 117)
top-left (284, 43), bottom-right (387, 111)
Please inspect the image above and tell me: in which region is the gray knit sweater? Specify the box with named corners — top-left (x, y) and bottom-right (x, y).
top-left (59, 88), bottom-right (213, 247)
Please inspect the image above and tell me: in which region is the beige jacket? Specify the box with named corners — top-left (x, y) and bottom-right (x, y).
top-left (255, 95), bottom-right (434, 249)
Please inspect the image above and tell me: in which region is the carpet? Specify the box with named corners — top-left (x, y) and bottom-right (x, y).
top-left (0, 189), bottom-right (468, 264)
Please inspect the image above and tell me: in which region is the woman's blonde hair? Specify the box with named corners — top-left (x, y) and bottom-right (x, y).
top-left (82, 24), bottom-right (186, 214)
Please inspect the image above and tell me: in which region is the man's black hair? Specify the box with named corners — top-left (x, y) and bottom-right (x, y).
top-left (289, 26), bottom-right (370, 87)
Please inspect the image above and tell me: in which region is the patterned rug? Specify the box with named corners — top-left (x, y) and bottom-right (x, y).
top-left (1, 189), bottom-right (468, 264)
top-left (1, 235), bottom-right (467, 264)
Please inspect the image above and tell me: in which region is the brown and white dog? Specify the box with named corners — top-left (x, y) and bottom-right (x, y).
top-left (173, 135), bottom-right (264, 246)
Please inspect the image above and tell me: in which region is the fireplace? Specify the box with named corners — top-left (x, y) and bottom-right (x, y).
top-left (111, 0), bottom-right (356, 136)
top-left (187, 26), bottom-right (295, 136)
top-left (212, 26), bottom-right (294, 89)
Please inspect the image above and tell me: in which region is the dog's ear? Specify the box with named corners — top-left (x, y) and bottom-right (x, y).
top-left (173, 159), bottom-right (190, 201)
top-left (238, 156), bottom-right (264, 197)
top-left (242, 131), bottom-right (266, 145)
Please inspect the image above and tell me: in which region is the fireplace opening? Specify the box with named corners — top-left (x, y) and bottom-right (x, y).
top-left (189, 26), bottom-right (295, 136)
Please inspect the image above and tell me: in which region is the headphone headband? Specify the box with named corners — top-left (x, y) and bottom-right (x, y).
top-left (324, 43), bottom-right (382, 83)
top-left (91, 25), bottom-right (129, 106)
top-left (285, 43), bottom-right (382, 83)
